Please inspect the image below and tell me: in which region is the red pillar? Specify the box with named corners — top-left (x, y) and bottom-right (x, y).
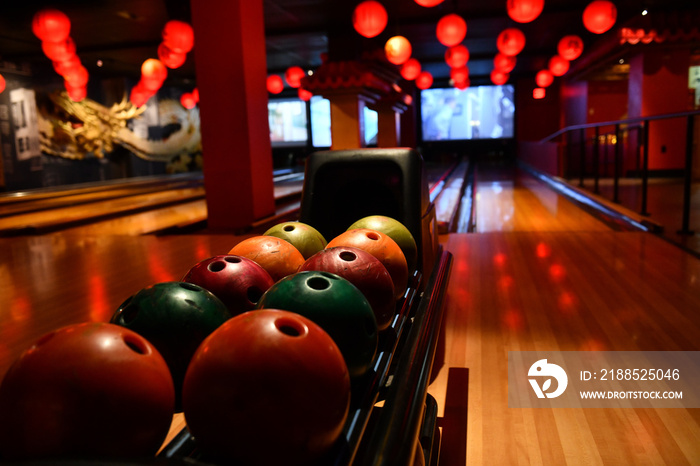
top-left (628, 48), bottom-right (691, 172)
top-left (190, 0), bottom-right (275, 231)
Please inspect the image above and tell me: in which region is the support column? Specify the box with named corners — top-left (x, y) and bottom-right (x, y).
top-left (376, 105), bottom-right (400, 147)
top-left (627, 48), bottom-right (691, 172)
top-left (329, 93), bottom-right (366, 150)
top-left (190, 0), bottom-right (275, 231)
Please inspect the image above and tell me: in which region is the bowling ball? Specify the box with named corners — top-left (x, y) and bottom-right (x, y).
top-left (327, 228), bottom-right (408, 300)
top-left (300, 246), bottom-right (395, 331)
top-left (228, 235), bottom-right (305, 282)
top-left (0, 322), bottom-right (174, 461)
top-left (182, 255), bottom-right (274, 315)
top-left (257, 271), bottom-right (377, 377)
top-left (264, 221), bottom-right (327, 259)
top-left (348, 215), bottom-right (418, 272)
top-left (182, 309), bottom-right (350, 466)
top-left (111, 281), bottom-right (232, 410)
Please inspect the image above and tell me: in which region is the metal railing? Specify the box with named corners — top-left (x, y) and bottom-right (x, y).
top-left (540, 110), bottom-right (700, 235)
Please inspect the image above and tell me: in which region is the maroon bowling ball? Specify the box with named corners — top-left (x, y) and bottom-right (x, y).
top-left (0, 322), bottom-right (175, 461)
top-left (182, 255), bottom-right (275, 314)
top-left (300, 246), bottom-right (396, 330)
top-left (182, 309), bottom-right (350, 466)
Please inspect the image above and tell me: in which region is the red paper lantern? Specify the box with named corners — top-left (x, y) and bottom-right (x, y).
top-left (533, 87), bottom-right (546, 99)
top-left (41, 37), bottom-right (76, 62)
top-left (162, 20), bottom-right (194, 53)
top-left (64, 65), bottom-right (88, 88)
top-left (192, 88), bottom-right (199, 102)
top-left (0, 74), bottom-right (5, 94)
top-left (548, 55), bottom-right (570, 76)
top-left (493, 53), bottom-right (516, 73)
top-left (557, 35), bottom-right (584, 61)
top-left (497, 28), bottom-right (526, 56)
top-left (414, 0), bottom-right (444, 6)
top-left (298, 88), bottom-right (313, 101)
top-left (158, 43), bottom-right (187, 69)
top-left (490, 69), bottom-right (509, 85)
top-left (582, 1), bottom-right (617, 34)
top-left (445, 45), bottom-right (469, 69)
top-left (400, 58), bottom-right (421, 80)
top-left (66, 85), bottom-right (86, 102)
top-left (267, 75), bottom-right (284, 94)
top-left (352, 1), bottom-right (388, 38)
top-left (53, 55), bottom-right (82, 77)
top-left (436, 14), bottom-right (467, 47)
top-left (415, 71), bottom-right (433, 90)
top-left (141, 59), bottom-right (167, 91)
top-left (181, 92), bottom-right (196, 109)
top-left (507, 0), bottom-right (544, 23)
top-left (285, 66), bottom-right (306, 88)
top-left (130, 84), bottom-right (153, 108)
top-left (535, 69), bottom-right (554, 88)
top-left (385, 36), bottom-right (412, 65)
top-left (141, 59), bottom-right (167, 83)
top-left (450, 66), bottom-right (469, 84)
top-left (32, 9), bottom-right (71, 43)
top-left (455, 79), bottom-right (470, 90)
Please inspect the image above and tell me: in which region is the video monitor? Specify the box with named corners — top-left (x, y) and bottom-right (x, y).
top-left (310, 96), bottom-right (331, 148)
top-left (420, 85), bottom-right (515, 141)
top-left (268, 98), bottom-right (308, 147)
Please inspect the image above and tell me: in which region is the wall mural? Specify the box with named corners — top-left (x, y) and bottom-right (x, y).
top-left (36, 90), bottom-right (202, 171)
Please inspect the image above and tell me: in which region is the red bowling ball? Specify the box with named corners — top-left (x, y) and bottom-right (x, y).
top-left (327, 228), bottom-right (409, 300)
top-left (300, 246), bottom-right (396, 331)
top-left (182, 255), bottom-right (275, 314)
top-left (182, 309), bottom-right (350, 466)
top-left (0, 322), bottom-right (175, 461)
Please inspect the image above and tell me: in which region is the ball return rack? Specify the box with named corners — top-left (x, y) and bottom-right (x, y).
top-left (161, 148), bottom-right (453, 466)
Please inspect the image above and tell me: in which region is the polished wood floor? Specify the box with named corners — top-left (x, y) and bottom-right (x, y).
top-left (0, 165), bottom-right (699, 465)
top-left (427, 166), bottom-right (700, 465)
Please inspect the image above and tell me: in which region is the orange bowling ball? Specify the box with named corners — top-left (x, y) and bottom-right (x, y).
top-left (326, 228), bottom-right (408, 300)
top-left (228, 236), bottom-right (304, 282)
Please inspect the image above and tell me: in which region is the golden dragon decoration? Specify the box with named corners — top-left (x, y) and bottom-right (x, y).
top-left (36, 91), bottom-right (202, 168)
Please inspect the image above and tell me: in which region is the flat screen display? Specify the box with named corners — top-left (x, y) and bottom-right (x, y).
top-left (420, 85), bottom-right (515, 141)
top-left (268, 98), bottom-right (308, 146)
top-left (310, 96), bottom-right (331, 148)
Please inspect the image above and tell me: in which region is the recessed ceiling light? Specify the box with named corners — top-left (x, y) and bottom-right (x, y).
top-left (642, 9), bottom-right (648, 16)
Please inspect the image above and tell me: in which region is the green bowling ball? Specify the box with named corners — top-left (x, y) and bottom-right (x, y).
top-left (256, 271), bottom-right (377, 378)
top-left (264, 221), bottom-right (327, 260)
top-left (347, 215), bottom-right (418, 272)
top-left (111, 281), bottom-right (233, 410)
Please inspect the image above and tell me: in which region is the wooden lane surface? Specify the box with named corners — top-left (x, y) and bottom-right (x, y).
top-left (429, 231), bottom-right (700, 465)
top-left (54, 180), bottom-right (305, 236)
top-left (0, 176), bottom-right (203, 218)
top-left (0, 186), bottom-right (206, 234)
top-left (475, 165), bottom-right (611, 233)
top-left (0, 179), bottom-right (304, 236)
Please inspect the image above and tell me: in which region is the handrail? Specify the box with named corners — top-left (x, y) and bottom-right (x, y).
top-left (540, 109), bottom-right (700, 143)
top-left (534, 108), bottom-right (698, 240)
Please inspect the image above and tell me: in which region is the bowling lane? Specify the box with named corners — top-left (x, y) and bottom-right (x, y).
top-left (474, 162), bottom-right (611, 232)
top-left (429, 230), bottom-right (700, 465)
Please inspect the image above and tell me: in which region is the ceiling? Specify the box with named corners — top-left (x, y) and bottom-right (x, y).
top-left (0, 0), bottom-right (697, 94)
